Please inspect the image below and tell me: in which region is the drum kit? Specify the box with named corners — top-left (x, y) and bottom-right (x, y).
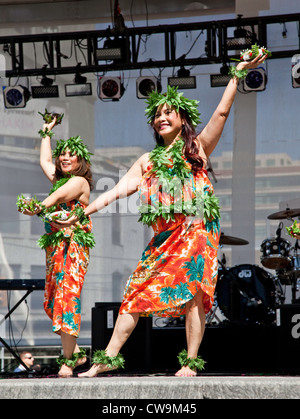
top-left (208, 207), bottom-right (300, 326)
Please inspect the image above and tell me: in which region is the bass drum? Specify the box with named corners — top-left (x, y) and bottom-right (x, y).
top-left (216, 264), bottom-right (282, 324)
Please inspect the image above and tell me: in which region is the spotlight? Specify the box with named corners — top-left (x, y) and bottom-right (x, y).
top-left (210, 63), bottom-right (231, 87)
top-left (65, 83), bottom-right (92, 97)
top-left (136, 76), bottom-right (161, 99)
top-left (65, 65), bottom-right (92, 97)
top-left (243, 68), bottom-right (267, 91)
top-left (3, 85), bottom-right (31, 108)
top-left (31, 74), bottom-right (59, 98)
top-left (168, 67), bottom-right (196, 89)
top-left (95, 37), bottom-right (130, 62)
top-left (98, 76), bottom-right (125, 101)
top-left (226, 35), bottom-right (253, 50)
top-left (31, 84), bottom-right (59, 98)
top-left (226, 16), bottom-right (256, 50)
top-left (210, 74), bottom-right (231, 87)
top-left (291, 54), bottom-right (300, 88)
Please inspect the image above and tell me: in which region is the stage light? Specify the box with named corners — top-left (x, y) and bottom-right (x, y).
top-left (226, 17), bottom-right (256, 50)
top-left (243, 68), bottom-right (267, 91)
top-left (95, 37), bottom-right (129, 62)
top-left (226, 35), bottom-right (253, 50)
top-left (210, 74), bottom-right (231, 87)
top-left (31, 74), bottom-right (59, 98)
top-left (65, 83), bottom-right (92, 97)
top-left (31, 85), bottom-right (59, 98)
top-left (64, 66), bottom-right (92, 97)
top-left (98, 76), bottom-right (125, 101)
top-left (291, 54), bottom-right (300, 88)
top-left (168, 67), bottom-right (196, 89)
top-left (136, 76), bottom-right (161, 99)
top-left (3, 85), bottom-right (31, 108)
top-left (210, 63), bottom-right (231, 87)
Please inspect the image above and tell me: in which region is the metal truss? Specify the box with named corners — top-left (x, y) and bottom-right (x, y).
top-left (0, 13), bottom-right (299, 78)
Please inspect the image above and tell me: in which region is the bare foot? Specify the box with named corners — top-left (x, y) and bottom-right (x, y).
top-left (58, 354), bottom-right (87, 378)
top-left (58, 363), bottom-right (73, 378)
top-left (175, 366), bottom-right (197, 377)
top-left (78, 363), bottom-right (116, 378)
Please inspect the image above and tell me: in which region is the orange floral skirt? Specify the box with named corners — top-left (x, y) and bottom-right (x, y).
top-left (44, 239), bottom-right (89, 337)
top-left (120, 214), bottom-right (220, 317)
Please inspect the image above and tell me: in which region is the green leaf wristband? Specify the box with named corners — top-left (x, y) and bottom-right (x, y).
top-left (228, 66), bottom-right (249, 80)
top-left (38, 127), bottom-right (54, 138)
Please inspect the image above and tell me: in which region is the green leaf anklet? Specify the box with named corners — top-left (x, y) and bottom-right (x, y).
top-left (92, 350), bottom-right (125, 370)
top-left (56, 347), bottom-right (86, 369)
top-left (178, 349), bottom-right (206, 372)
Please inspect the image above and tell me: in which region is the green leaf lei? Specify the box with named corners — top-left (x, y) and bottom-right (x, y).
top-left (56, 347), bottom-right (86, 369)
top-left (92, 350), bottom-right (125, 370)
top-left (35, 176), bottom-right (95, 249)
top-left (53, 136), bottom-right (93, 164)
top-left (145, 85), bottom-right (201, 127)
top-left (138, 138), bottom-right (220, 226)
top-left (228, 66), bottom-right (249, 80)
top-left (178, 349), bottom-right (206, 371)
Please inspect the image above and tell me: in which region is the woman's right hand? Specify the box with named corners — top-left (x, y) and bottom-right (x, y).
top-left (51, 215), bottom-right (79, 229)
top-left (42, 116), bottom-right (57, 133)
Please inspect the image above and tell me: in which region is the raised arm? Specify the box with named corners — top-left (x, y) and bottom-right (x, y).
top-left (197, 54), bottom-right (267, 157)
top-left (39, 118), bottom-right (57, 182)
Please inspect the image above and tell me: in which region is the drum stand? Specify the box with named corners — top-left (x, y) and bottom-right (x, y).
top-left (291, 274), bottom-right (299, 304)
top-left (206, 256), bottom-right (227, 325)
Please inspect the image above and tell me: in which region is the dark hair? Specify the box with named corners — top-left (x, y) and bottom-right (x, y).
top-left (54, 156), bottom-right (94, 190)
top-left (151, 108), bottom-right (204, 172)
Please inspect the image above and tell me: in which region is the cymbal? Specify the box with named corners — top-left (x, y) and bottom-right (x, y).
top-left (219, 232), bottom-right (249, 246)
top-left (267, 208), bottom-right (300, 220)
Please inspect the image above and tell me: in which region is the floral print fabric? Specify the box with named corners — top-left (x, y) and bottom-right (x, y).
top-left (120, 161), bottom-right (220, 317)
top-left (43, 200), bottom-right (91, 337)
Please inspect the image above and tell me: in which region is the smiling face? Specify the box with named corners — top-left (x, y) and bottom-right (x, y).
top-left (58, 148), bottom-right (79, 174)
top-left (153, 103), bottom-right (183, 143)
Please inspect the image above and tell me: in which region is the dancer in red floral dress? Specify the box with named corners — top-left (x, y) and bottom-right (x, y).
top-left (57, 52), bottom-right (268, 377)
top-left (18, 112), bottom-right (94, 377)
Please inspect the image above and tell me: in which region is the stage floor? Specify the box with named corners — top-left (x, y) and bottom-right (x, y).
top-left (1, 374), bottom-right (300, 400)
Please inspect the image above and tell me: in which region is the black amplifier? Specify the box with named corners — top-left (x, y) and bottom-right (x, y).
top-left (276, 304), bottom-right (300, 374)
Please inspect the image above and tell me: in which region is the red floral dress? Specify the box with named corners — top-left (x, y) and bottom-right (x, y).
top-left (119, 156), bottom-right (220, 317)
top-left (42, 200), bottom-right (92, 337)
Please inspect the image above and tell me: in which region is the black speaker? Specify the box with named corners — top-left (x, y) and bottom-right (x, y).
top-left (92, 302), bottom-right (152, 373)
top-left (276, 304), bottom-right (300, 374)
top-left (91, 302), bottom-right (187, 373)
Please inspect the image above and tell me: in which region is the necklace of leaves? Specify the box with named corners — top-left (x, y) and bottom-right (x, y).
top-left (138, 137), bottom-right (220, 226)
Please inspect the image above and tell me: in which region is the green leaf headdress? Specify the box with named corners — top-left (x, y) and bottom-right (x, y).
top-left (52, 136), bottom-right (93, 164)
top-left (145, 85), bottom-right (201, 127)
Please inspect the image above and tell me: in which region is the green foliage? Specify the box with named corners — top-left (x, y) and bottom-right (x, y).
top-left (56, 347), bottom-right (86, 368)
top-left (16, 194), bottom-right (46, 214)
top-left (38, 108), bottom-right (64, 124)
top-left (177, 349), bottom-right (206, 371)
top-left (145, 85), bottom-right (201, 127)
top-left (138, 138), bottom-right (220, 226)
top-left (286, 220), bottom-right (300, 238)
top-left (52, 136), bottom-right (93, 164)
top-left (92, 350), bottom-right (125, 370)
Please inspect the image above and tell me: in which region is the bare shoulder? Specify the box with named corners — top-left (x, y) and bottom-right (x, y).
top-left (138, 152), bottom-right (151, 173)
top-left (66, 175), bottom-right (90, 192)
